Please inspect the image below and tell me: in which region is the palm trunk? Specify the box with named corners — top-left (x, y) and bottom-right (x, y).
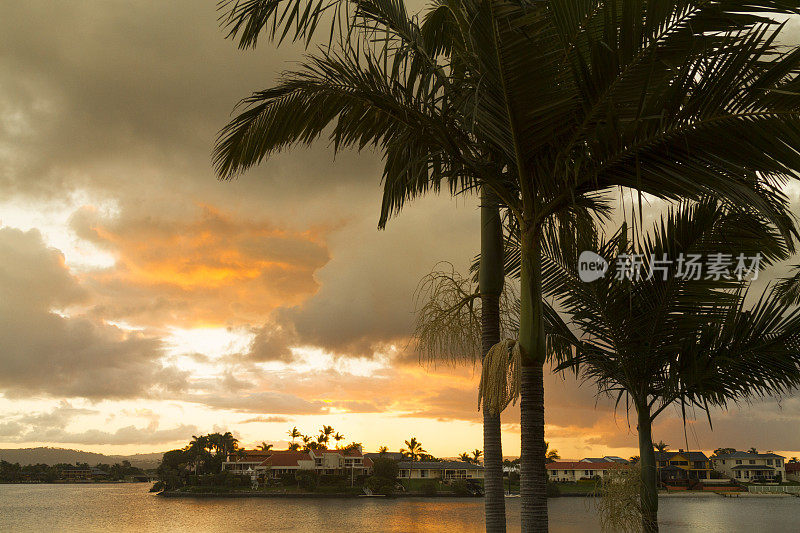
top-left (519, 229), bottom-right (548, 532)
top-left (480, 189), bottom-right (507, 533)
top-left (638, 405), bottom-right (659, 533)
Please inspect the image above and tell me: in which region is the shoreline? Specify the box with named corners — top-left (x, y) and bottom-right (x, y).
top-left (158, 491), bottom-right (482, 499)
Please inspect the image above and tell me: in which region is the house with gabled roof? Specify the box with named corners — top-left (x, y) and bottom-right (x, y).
top-left (222, 446), bottom-right (373, 480)
top-left (546, 461), bottom-right (629, 481)
top-left (397, 460), bottom-right (483, 480)
top-left (655, 450), bottom-right (711, 482)
top-left (711, 451), bottom-right (785, 482)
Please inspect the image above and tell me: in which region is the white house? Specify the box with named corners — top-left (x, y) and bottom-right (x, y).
top-left (397, 460), bottom-right (484, 480)
top-left (546, 461), bottom-right (628, 482)
top-left (711, 451), bottom-right (785, 482)
top-left (222, 447), bottom-right (372, 480)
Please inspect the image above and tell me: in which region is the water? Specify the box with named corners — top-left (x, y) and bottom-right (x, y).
top-left (0, 484), bottom-right (799, 532)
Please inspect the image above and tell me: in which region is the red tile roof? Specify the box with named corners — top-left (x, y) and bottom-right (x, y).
top-left (786, 462), bottom-right (800, 473)
top-left (546, 461), bottom-right (628, 470)
top-left (260, 451), bottom-right (312, 467)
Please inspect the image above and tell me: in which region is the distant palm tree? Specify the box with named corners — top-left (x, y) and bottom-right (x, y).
top-left (333, 432), bottom-right (345, 447)
top-left (378, 446), bottom-right (388, 455)
top-left (259, 442), bottom-right (273, 452)
top-left (789, 457), bottom-right (798, 464)
top-left (320, 425), bottom-right (334, 444)
top-left (654, 442), bottom-right (670, 453)
top-left (459, 452), bottom-right (473, 464)
top-left (401, 438), bottom-right (426, 462)
top-left (748, 447), bottom-right (759, 455)
top-left (288, 427), bottom-right (301, 442)
top-left (472, 450), bottom-right (484, 465)
top-left (288, 443), bottom-right (301, 451)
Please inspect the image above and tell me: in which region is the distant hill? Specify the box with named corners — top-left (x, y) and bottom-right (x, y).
top-left (0, 447), bottom-right (163, 469)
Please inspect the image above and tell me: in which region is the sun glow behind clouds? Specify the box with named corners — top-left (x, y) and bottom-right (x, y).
top-left (0, 193), bottom-right (117, 270)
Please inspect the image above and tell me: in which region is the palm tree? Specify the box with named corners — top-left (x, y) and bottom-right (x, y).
top-left (654, 442), bottom-right (669, 454)
top-left (216, 1), bottom-right (800, 530)
top-left (401, 438), bottom-right (426, 462)
top-left (288, 443), bottom-right (301, 451)
top-left (472, 449), bottom-right (484, 465)
top-left (288, 427), bottom-right (301, 442)
top-left (459, 452), bottom-right (474, 464)
top-left (546, 201), bottom-right (800, 532)
top-left (748, 447), bottom-right (759, 455)
top-left (259, 442), bottom-right (273, 452)
top-left (333, 432), bottom-right (345, 447)
top-left (378, 446), bottom-right (388, 455)
top-left (789, 458), bottom-right (798, 464)
top-left (319, 425), bottom-right (334, 445)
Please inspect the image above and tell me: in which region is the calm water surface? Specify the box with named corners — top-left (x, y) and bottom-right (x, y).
top-left (1, 484), bottom-right (799, 532)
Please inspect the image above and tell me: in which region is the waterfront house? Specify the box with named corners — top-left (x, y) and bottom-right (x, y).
top-left (222, 447), bottom-right (373, 480)
top-left (711, 451), bottom-right (785, 482)
top-left (396, 461), bottom-right (484, 480)
top-left (546, 461), bottom-right (628, 481)
top-left (654, 450), bottom-right (711, 482)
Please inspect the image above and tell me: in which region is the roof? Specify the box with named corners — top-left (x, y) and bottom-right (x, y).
top-left (581, 458), bottom-right (611, 463)
top-left (342, 448), bottom-right (364, 457)
top-left (731, 465), bottom-right (775, 471)
top-left (260, 451), bottom-right (312, 467)
top-left (397, 461), bottom-right (483, 470)
top-left (654, 451), bottom-right (709, 462)
top-left (364, 452), bottom-right (404, 461)
top-left (546, 461), bottom-right (628, 470)
top-left (713, 451), bottom-right (784, 460)
top-left (230, 450), bottom-right (273, 462)
top-left (363, 457), bottom-right (373, 468)
top-left (786, 463), bottom-right (800, 473)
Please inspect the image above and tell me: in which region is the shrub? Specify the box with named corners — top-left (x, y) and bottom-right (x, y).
top-left (372, 458), bottom-right (399, 480)
top-left (546, 481), bottom-right (560, 497)
top-left (366, 475), bottom-right (396, 496)
top-left (451, 480), bottom-right (471, 496)
top-left (421, 481), bottom-right (438, 496)
top-left (149, 481), bottom-right (165, 493)
top-left (279, 473), bottom-right (296, 486)
top-left (297, 470), bottom-right (319, 491)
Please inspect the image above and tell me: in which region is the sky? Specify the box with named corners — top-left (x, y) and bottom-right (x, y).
top-left (1, 0), bottom-right (799, 461)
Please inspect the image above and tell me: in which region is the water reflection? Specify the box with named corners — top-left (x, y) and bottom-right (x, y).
top-left (1, 484), bottom-right (798, 532)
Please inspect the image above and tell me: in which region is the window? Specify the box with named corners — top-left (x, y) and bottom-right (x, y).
top-left (721, 460), bottom-right (725, 465)
top-left (777, 460), bottom-right (782, 467)
top-left (736, 471), bottom-right (741, 479)
top-left (767, 459), bottom-right (773, 465)
top-left (736, 460), bottom-right (742, 465)
top-left (420, 470), bottom-right (427, 478)
top-left (749, 460), bottom-right (755, 465)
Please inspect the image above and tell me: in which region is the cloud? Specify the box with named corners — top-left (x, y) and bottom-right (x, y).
top-left (0, 227), bottom-right (187, 399)
top-left (71, 205), bottom-right (330, 328)
top-left (240, 416), bottom-right (291, 424)
top-left (0, 401), bottom-right (197, 446)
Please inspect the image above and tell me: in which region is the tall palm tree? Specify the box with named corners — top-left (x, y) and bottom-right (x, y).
top-left (288, 427), bottom-right (301, 442)
top-left (472, 449), bottom-right (484, 464)
top-left (654, 442), bottom-right (669, 454)
top-left (401, 437), bottom-right (426, 461)
top-left (216, 1), bottom-right (800, 530)
top-left (545, 201), bottom-right (800, 532)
